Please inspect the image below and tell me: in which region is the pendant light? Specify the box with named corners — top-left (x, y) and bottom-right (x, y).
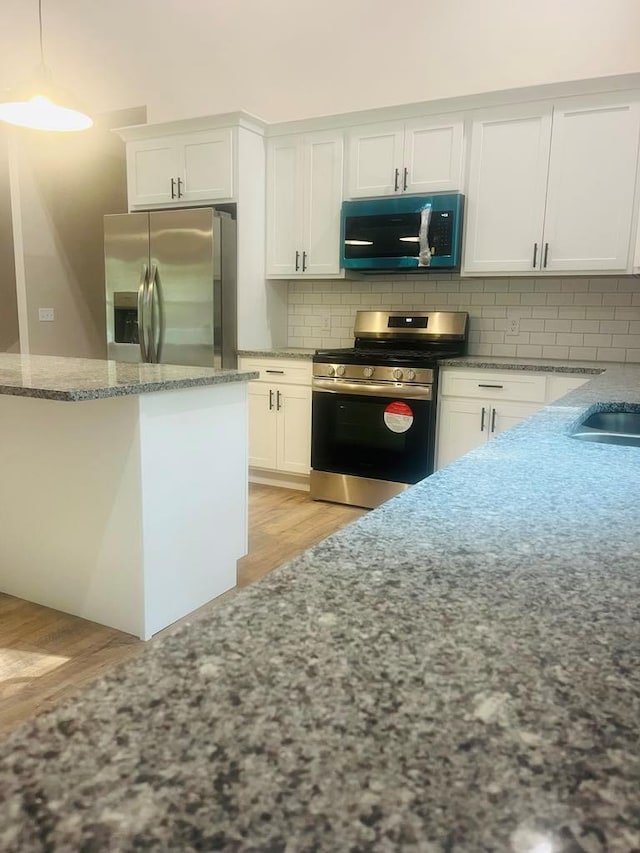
top-left (0, 0), bottom-right (92, 132)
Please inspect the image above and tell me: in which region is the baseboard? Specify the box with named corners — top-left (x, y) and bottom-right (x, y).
top-left (248, 469), bottom-right (310, 492)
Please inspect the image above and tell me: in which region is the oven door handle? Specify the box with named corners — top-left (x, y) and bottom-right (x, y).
top-left (312, 379), bottom-right (432, 401)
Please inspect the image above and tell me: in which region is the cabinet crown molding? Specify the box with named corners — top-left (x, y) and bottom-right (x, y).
top-left (114, 110), bottom-right (267, 142)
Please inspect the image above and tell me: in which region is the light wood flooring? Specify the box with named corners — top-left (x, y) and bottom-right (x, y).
top-left (0, 485), bottom-right (365, 737)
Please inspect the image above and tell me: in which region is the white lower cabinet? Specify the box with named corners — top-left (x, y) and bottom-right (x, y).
top-left (436, 368), bottom-right (590, 469)
top-left (239, 358), bottom-right (312, 486)
top-left (437, 396), bottom-right (540, 468)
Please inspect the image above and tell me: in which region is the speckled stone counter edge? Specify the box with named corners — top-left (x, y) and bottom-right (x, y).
top-left (0, 370), bottom-right (259, 402)
top-left (238, 349), bottom-right (610, 374)
top-left (238, 348), bottom-right (315, 360)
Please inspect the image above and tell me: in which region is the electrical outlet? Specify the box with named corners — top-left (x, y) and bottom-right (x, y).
top-left (319, 308), bottom-right (332, 335)
top-left (508, 317), bottom-right (520, 335)
top-left (38, 308), bottom-right (55, 322)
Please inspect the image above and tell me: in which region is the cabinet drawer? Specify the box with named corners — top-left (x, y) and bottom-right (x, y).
top-left (545, 373), bottom-right (592, 403)
top-left (440, 370), bottom-right (547, 403)
top-left (238, 358), bottom-right (312, 386)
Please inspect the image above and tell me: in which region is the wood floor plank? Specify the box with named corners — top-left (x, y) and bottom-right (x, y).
top-left (0, 485), bottom-right (365, 736)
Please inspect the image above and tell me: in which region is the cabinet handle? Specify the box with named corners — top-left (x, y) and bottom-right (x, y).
top-left (276, 390), bottom-right (282, 411)
top-left (403, 167), bottom-right (408, 191)
top-left (302, 251), bottom-right (307, 272)
top-left (532, 242), bottom-right (538, 268)
top-left (394, 168), bottom-right (400, 192)
top-left (543, 242), bottom-right (549, 268)
top-left (480, 406), bottom-right (486, 432)
top-left (170, 177), bottom-right (176, 199)
top-left (491, 408), bottom-right (497, 433)
top-left (265, 369), bottom-right (285, 374)
top-left (269, 389), bottom-right (274, 411)
top-left (295, 250), bottom-right (300, 272)
top-left (177, 177), bottom-right (183, 198)
top-left (478, 384), bottom-right (503, 389)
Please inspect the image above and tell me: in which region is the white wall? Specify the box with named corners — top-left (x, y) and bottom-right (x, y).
top-left (0, 0), bottom-right (639, 124)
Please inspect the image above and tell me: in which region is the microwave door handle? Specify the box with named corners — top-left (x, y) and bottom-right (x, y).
top-left (418, 206), bottom-right (432, 268)
top-left (137, 263), bottom-right (149, 362)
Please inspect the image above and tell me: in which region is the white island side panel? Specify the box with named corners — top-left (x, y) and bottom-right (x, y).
top-left (0, 394), bottom-right (145, 636)
top-left (139, 382), bottom-right (248, 638)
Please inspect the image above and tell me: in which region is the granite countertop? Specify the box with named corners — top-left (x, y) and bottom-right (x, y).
top-left (238, 347), bottom-right (315, 360)
top-left (438, 355), bottom-right (609, 374)
top-left (0, 354), bottom-right (258, 401)
top-left (237, 348), bottom-right (617, 375)
top-left (2, 366), bottom-right (640, 851)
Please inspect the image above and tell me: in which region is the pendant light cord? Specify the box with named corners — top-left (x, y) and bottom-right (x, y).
top-left (38, 0), bottom-right (46, 72)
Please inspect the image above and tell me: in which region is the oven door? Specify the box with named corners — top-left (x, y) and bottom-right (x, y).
top-left (311, 380), bottom-right (434, 484)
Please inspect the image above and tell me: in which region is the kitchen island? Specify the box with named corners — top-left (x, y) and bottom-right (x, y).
top-left (0, 354), bottom-right (257, 640)
top-left (1, 363), bottom-right (639, 851)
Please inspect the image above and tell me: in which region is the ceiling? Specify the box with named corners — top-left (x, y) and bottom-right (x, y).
top-left (1, 0), bottom-right (639, 125)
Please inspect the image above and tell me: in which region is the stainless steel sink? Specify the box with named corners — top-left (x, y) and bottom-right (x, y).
top-left (572, 408), bottom-right (640, 447)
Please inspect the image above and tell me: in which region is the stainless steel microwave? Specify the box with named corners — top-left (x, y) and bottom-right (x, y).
top-left (341, 192), bottom-right (464, 272)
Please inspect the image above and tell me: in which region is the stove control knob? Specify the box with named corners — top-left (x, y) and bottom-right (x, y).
top-left (336, 365), bottom-right (346, 377)
top-left (363, 366), bottom-right (374, 378)
top-left (393, 368), bottom-right (404, 380)
top-left (406, 369), bottom-right (416, 381)
top-left (327, 365), bottom-right (336, 377)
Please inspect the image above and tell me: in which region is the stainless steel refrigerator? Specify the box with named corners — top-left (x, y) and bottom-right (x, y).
top-left (105, 207), bottom-right (236, 368)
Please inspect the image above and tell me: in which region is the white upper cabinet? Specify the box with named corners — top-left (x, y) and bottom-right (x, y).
top-left (346, 116), bottom-right (464, 198)
top-left (463, 93), bottom-right (640, 275)
top-left (463, 104), bottom-right (553, 273)
top-left (266, 130), bottom-right (343, 278)
top-left (126, 128), bottom-right (234, 208)
top-left (542, 95), bottom-right (640, 272)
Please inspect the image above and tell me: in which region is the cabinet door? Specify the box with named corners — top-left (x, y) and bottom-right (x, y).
top-left (180, 129), bottom-right (234, 202)
top-left (302, 131), bottom-right (344, 276)
top-left (488, 401), bottom-right (541, 436)
top-left (346, 122), bottom-right (404, 198)
top-left (247, 383), bottom-right (278, 470)
top-left (266, 136), bottom-right (304, 277)
top-left (276, 384), bottom-right (311, 475)
top-left (542, 95), bottom-right (640, 272)
top-left (127, 138), bottom-right (180, 207)
top-left (403, 116), bottom-right (464, 194)
top-left (436, 397), bottom-right (487, 469)
top-left (463, 104), bottom-right (553, 273)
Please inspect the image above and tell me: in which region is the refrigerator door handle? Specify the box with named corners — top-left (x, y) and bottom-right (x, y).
top-left (137, 263), bottom-right (149, 362)
top-left (147, 263), bottom-right (160, 363)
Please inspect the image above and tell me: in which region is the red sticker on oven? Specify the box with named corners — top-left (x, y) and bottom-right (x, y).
top-left (384, 401), bottom-right (414, 433)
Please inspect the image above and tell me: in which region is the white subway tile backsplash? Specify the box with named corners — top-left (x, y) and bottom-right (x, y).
top-left (558, 307), bottom-right (587, 319)
top-left (516, 344), bottom-right (543, 357)
top-left (584, 333), bottom-right (612, 347)
top-left (287, 276), bottom-right (640, 361)
top-left (570, 320), bottom-right (599, 333)
top-left (544, 319), bottom-right (572, 332)
top-left (545, 293), bottom-right (574, 306)
top-left (596, 348), bottom-right (627, 361)
top-left (569, 347), bottom-right (597, 360)
top-left (556, 333), bottom-right (584, 347)
top-left (585, 307), bottom-right (616, 320)
top-left (521, 293), bottom-right (547, 305)
top-left (588, 278), bottom-right (619, 292)
top-left (599, 321), bottom-right (630, 334)
top-left (602, 293), bottom-right (632, 306)
top-left (561, 279), bottom-right (589, 292)
top-left (542, 345), bottom-right (570, 359)
top-left (492, 344), bottom-right (517, 356)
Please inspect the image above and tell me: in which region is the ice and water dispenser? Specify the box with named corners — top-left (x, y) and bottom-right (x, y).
top-left (113, 292), bottom-right (139, 345)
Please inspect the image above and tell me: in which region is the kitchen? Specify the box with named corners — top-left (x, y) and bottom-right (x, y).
top-left (1, 1), bottom-right (640, 849)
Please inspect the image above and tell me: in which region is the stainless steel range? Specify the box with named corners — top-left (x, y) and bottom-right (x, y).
top-left (310, 310), bottom-right (469, 509)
